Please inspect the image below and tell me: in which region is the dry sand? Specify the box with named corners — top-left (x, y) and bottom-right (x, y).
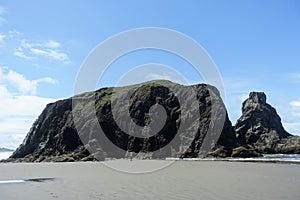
top-left (0, 160), bottom-right (299, 200)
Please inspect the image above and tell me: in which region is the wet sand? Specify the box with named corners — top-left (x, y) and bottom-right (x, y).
top-left (0, 160), bottom-right (299, 200)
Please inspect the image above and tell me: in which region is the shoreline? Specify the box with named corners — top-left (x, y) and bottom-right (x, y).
top-left (2, 155), bottom-right (300, 165)
top-left (166, 156), bottom-right (300, 165)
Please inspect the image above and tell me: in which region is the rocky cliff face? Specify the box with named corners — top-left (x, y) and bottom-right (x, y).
top-left (234, 92), bottom-right (299, 154)
top-left (9, 81), bottom-right (236, 162)
top-left (10, 99), bottom-right (88, 162)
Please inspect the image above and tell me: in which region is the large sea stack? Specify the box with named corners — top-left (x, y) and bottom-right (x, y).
top-left (9, 80), bottom-right (236, 162)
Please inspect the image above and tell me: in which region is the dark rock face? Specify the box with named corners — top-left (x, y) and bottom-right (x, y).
top-left (9, 99), bottom-right (90, 162)
top-left (8, 83), bottom-right (299, 163)
top-left (234, 92), bottom-right (299, 154)
top-left (9, 81), bottom-right (236, 162)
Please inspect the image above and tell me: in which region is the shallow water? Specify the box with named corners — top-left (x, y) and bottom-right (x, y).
top-left (0, 180), bottom-right (25, 184)
top-left (0, 178), bottom-right (54, 184)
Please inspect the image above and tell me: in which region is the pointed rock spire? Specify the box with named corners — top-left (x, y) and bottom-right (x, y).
top-left (235, 92), bottom-right (292, 153)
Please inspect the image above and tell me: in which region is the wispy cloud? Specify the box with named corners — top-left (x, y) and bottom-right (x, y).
top-left (15, 39), bottom-right (70, 63)
top-left (0, 10), bottom-right (69, 63)
top-left (13, 47), bottom-right (35, 60)
top-left (30, 47), bottom-right (68, 62)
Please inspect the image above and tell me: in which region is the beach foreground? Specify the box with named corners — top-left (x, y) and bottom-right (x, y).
top-left (0, 160), bottom-right (299, 200)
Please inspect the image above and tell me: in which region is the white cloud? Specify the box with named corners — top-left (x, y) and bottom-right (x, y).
top-left (44, 40), bottom-right (60, 48)
top-left (0, 33), bottom-right (5, 44)
top-left (18, 39), bottom-right (69, 63)
top-left (290, 100), bottom-right (300, 107)
top-left (0, 67), bottom-right (58, 149)
top-left (30, 47), bottom-right (47, 55)
top-left (35, 77), bottom-right (58, 85)
top-left (20, 39), bottom-right (34, 48)
top-left (0, 93), bottom-right (56, 117)
top-left (48, 49), bottom-right (69, 61)
top-left (0, 66), bottom-right (57, 95)
top-left (13, 47), bottom-right (35, 60)
top-left (21, 39), bottom-right (60, 49)
top-left (30, 47), bottom-right (69, 62)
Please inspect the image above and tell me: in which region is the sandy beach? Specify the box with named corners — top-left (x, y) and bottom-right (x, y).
top-left (0, 160), bottom-right (299, 200)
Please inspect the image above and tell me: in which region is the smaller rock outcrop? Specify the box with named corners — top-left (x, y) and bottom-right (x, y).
top-left (234, 92), bottom-right (300, 154)
top-left (231, 145), bottom-right (261, 158)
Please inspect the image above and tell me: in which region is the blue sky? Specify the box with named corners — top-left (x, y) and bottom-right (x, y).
top-left (0, 0), bottom-right (300, 148)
